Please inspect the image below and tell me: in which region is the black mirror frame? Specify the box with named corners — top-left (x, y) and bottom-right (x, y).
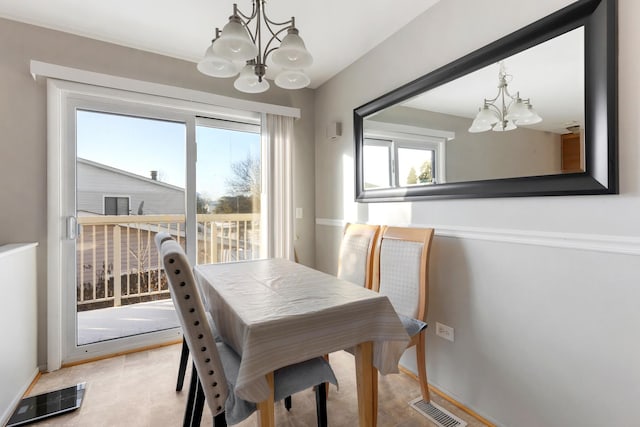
top-left (354, 0), bottom-right (617, 202)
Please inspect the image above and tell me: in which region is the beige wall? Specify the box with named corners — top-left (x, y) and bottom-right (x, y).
top-left (314, 0), bottom-right (640, 426)
top-left (0, 17), bottom-right (316, 367)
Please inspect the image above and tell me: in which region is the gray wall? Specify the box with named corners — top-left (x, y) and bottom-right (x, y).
top-left (0, 17), bottom-right (317, 368)
top-left (314, 0), bottom-right (640, 426)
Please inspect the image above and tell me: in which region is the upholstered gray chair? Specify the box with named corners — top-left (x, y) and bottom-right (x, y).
top-left (158, 237), bottom-right (337, 426)
top-left (154, 232), bottom-right (193, 392)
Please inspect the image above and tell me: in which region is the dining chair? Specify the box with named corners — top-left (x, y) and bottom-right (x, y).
top-left (336, 223), bottom-right (381, 288)
top-left (154, 231), bottom-right (193, 392)
top-left (371, 226), bottom-right (434, 402)
top-left (158, 237), bottom-right (337, 426)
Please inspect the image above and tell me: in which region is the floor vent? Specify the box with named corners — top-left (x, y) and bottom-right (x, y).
top-left (409, 397), bottom-right (468, 427)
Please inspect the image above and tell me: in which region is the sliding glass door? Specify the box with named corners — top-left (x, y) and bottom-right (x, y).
top-left (195, 118), bottom-right (265, 265)
top-left (75, 110), bottom-right (186, 346)
top-left (59, 93), bottom-right (265, 363)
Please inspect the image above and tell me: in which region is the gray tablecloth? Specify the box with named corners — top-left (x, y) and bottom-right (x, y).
top-left (194, 258), bottom-right (409, 403)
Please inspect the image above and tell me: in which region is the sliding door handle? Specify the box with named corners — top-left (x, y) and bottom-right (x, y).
top-left (67, 216), bottom-right (78, 240)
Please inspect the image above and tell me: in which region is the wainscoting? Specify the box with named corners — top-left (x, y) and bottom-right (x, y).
top-left (314, 219), bottom-right (640, 426)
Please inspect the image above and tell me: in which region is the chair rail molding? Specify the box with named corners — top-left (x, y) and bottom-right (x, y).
top-left (315, 218), bottom-right (640, 256)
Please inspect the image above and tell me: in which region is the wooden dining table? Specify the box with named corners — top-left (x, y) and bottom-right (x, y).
top-left (193, 258), bottom-right (410, 427)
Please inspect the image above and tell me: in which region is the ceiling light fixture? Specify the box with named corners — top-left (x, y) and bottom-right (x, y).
top-left (468, 62), bottom-right (542, 133)
top-left (197, 1), bottom-right (313, 94)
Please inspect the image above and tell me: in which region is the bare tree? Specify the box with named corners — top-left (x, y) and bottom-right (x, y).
top-left (225, 155), bottom-right (261, 196)
top-left (215, 155), bottom-right (261, 214)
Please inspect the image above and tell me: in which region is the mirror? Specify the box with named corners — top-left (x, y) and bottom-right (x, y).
top-left (354, 0), bottom-right (617, 202)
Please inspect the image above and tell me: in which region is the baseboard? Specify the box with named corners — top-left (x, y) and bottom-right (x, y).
top-left (61, 339), bottom-right (182, 368)
top-left (316, 218), bottom-right (640, 255)
top-left (399, 366), bottom-right (496, 427)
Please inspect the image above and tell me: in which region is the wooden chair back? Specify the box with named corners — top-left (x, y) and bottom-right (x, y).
top-left (336, 223), bottom-right (381, 288)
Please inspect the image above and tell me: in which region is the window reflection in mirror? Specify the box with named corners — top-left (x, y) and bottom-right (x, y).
top-left (363, 26), bottom-right (585, 185)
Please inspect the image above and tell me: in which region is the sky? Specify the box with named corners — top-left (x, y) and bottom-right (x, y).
top-left (76, 110), bottom-right (260, 201)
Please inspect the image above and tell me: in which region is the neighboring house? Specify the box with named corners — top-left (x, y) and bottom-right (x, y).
top-left (75, 159), bottom-right (185, 309)
top-left (77, 158), bottom-right (184, 216)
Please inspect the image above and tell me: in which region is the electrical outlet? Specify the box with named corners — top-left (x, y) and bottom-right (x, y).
top-left (435, 322), bottom-right (454, 342)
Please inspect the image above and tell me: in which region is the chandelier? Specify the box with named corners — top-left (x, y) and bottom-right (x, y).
top-left (468, 62), bottom-right (542, 133)
top-left (197, 1), bottom-right (313, 94)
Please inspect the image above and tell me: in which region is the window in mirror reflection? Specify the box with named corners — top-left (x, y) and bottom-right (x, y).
top-left (363, 139), bottom-right (392, 189)
top-left (363, 129), bottom-right (444, 189)
top-left (398, 147), bottom-right (434, 185)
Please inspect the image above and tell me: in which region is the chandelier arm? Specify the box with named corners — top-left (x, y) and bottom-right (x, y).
top-left (261, 0), bottom-right (295, 27)
top-left (262, 12), bottom-right (294, 27)
top-left (500, 87), bottom-right (508, 122)
top-left (263, 19), bottom-right (291, 43)
top-left (502, 86), bottom-right (518, 102)
top-left (235, 2), bottom-right (258, 22)
top-left (232, 2), bottom-right (259, 47)
top-left (485, 102), bottom-right (502, 117)
top-left (254, 0), bottom-right (263, 68)
top-left (483, 91), bottom-right (502, 105)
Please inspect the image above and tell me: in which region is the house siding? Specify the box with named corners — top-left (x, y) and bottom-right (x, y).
top-left (77, 159), bottom-right (184, 215)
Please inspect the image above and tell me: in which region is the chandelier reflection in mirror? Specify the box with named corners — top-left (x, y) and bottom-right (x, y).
top-left (197, 1), bottom-right (313, 94)
top-left (468, 62), bottom-right (542, 133)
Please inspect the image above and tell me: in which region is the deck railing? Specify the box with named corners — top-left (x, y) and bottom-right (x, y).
top-left (76, 213), bottom-right (261, 310)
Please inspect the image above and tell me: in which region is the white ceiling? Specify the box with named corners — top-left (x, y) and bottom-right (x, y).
top-left (402, 26), bottom-right (585, 134)
top-left (0, 0), bottom-right (440, 88)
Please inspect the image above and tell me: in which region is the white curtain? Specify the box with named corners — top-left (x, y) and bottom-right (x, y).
top-left (262, 114), bottom-right (294, 260)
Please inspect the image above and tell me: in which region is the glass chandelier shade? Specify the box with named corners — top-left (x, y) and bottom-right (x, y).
top-left (468, 62), bottom-right (542, 133)
top-left (234, 62), bottom-right (270, 93)
top-left (275, 69), bottom-right (311, 89)
top-left (271, 29), bottom-right (313, 69)
top-left (197, 41), bottom-right (240, 78)
top-left (213, 16), bottom-right (258, 62)
top-left (199, 1), bottom-right (313, 94)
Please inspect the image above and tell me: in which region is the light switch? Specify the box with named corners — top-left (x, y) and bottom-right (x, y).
top-left (295, 208), bottom-right (303, 219)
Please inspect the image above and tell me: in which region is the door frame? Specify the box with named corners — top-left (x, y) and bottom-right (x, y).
top-left (46, 79), bottom-right (264, 369)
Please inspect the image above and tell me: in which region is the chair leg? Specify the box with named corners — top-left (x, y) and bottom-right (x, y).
top-left (416, 330), bottom-right (430, 402)
top-left (192, 377), bottom-right (206, 427)
top-left (323, 353), bottom-right (330, 399)
top-left (177, 337), bottom-right (190, 391)
top-left (183, 363), bottom-right (198, 427)
top-left (286, 353), bottom-right (330, 414)
top-left (314, 382), bottom-right (328, 427)
top-left (213, 413), bottom-right (227, 427)
top-left (284, 395), bottom-right (292, 411)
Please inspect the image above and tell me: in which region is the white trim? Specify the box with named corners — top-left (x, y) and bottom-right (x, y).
top-left (0, 242), bottom-right (38, 258)
top-left (315, 218), bottom-right (640, 255)
top-left (30, 60), bottom-right (300, 118)
top-left (364, 120), bottom-right (455, 141)
top-left (316, 218), bottom-right (346, 228)
top-left (47, 79), bottom-right (64, 371)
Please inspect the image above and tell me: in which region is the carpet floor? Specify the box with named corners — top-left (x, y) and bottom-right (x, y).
top-left (25, 343), bottom-right (488, 426)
